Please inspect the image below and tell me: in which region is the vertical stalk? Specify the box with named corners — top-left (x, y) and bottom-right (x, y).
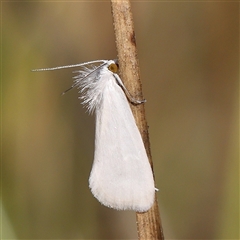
top-left (110, 1), bottom-right (164, 239)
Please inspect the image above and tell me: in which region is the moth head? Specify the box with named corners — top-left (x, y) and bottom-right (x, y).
top-left (108, 63), bottom-right (118, 73)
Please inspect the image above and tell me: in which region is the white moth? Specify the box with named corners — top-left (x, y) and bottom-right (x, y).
top-left (33, 59), bottom-right (155, 212)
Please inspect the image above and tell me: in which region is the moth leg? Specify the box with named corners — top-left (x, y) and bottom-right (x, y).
top-left (114, 74), bottom-right (146, 105)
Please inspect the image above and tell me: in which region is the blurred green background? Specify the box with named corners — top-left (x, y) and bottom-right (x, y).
top-left (2, 1), bottom-right (239, 239)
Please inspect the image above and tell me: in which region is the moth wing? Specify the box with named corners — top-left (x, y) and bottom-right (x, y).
top-left (89, 76), bottom-right (155, 212)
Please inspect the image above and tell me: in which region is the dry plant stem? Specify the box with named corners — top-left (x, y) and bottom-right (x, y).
top-left (110, 1), bottom-right (164, 240)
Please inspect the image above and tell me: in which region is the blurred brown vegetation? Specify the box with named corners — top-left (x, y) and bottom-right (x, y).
top-left (2, 1), bottom-right (239, 239)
